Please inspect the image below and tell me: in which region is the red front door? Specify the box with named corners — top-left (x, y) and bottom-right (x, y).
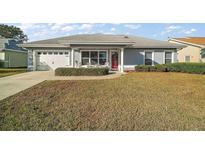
top-left (112, 52), bottom-right (118, 70)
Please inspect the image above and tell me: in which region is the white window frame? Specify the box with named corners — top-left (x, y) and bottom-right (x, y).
top-left (144, 50), bottom-right (154, 66)
top-left (164, 50), bottom-right (174, 64)
top-left (80, 50), bottom-right (108, 66)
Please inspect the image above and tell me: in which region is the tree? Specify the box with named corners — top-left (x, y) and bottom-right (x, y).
top-left (0, 24), bottom-right (28, 42)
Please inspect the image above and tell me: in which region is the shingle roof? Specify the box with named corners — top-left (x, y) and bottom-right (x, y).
top-left (0, 38), bottom-right (27, 52)
top-left (22, 34), bottom-right (183, 49)
top-left (172, 37), bottom-right (205, 46)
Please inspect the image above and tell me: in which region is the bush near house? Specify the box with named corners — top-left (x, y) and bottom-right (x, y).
top-left (135, 63), bottom-right (205, 74)
top-left (55, 67), bottom-right (109, 76)
top-left (135, 65), bottom-right (168, 72)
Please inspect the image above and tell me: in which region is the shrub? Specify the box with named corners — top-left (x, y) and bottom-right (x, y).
top-left (154, 65), bottom-right (168, 72)
top-left (55, 67), bottom-right (109, 76)
top-left (135, 65), bottom-right (151, 72)
top-left (166, 63), bottom-right (205, 74)
top-left (135, 63), bottom-right (205, 74)
top-left (135, 65), bottom-right (167, 72)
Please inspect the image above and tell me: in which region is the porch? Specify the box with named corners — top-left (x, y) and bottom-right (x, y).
top-left (72, 48), bottom-right (124, 72)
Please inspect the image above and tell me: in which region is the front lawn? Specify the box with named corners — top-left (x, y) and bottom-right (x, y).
top-left (0, 72), bottom-right (205, 130)
top-left (0, 68), bottom-right (27, 78)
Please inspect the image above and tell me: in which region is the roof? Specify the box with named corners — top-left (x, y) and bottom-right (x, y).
top-left (170, 37), bottom-right (205, 48)
top-left (22, 34), bottom-right (184, 49)
top-left (0, 38), bottom-right (27, 52)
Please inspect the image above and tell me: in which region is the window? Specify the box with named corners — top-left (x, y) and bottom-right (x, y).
top-left (54, 52), bottom-right (58, 55)
top-left (59, 52), bottom-right (63, 55)
top-left (82, 51), bottom-right (89, 65)
top-left (165, 52), bottom-right (172, 64)
top-left (48, 52), bottom-right (52, 55)
top-left (65, 52), bottom-right (69, 55)
top-left (37, 52), bottom-right (41, 55)
top-left (43, 52), bottom-right (47, 55)
top-left (99, 51), bottom-right (107, 65)
top-left (81, 50), bottom-right (107, 65)
top-left (145, 52), bottom-right (152, 65)
top-left (91, 51), bottom-right (98, 65)
top-left (185, 56), bottom-right (190, 62)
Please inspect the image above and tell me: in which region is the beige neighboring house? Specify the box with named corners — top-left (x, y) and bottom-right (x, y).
top-left (169, 37), bottom-right (205, 63)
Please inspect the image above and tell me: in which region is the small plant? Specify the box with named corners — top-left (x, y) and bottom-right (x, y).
top-left (55, 67), bottom-right (109, 76)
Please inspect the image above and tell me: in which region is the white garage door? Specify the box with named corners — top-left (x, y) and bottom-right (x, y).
top-left (36, 51), bottom-right (70, 70)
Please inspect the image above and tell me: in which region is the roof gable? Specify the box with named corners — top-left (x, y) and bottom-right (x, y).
top-left (171, 37), bottom-right (205, 47)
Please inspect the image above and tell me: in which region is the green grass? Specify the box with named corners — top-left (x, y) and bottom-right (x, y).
top-left (0, 72), bottom-right (205, 130)
top-left (0, 68), bottom-right (27, 78)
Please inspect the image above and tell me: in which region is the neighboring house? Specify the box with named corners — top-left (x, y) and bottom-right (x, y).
top-left (22, 34), bottom-right (183, 72)
top-left (169, 37), bottom-right (205, 63)
top-left (0, 37), bottom-right (28, 68)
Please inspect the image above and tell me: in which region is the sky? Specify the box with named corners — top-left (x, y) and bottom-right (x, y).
top-left (6, 23), bottom-right (205, 42)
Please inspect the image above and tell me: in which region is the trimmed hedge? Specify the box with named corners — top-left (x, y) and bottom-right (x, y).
top-left (55, 67), bottom-right (109, 76)
top-left (135, 63), bottom-right (205, 74)
top-left (135, 65), bottom-right (168, 72)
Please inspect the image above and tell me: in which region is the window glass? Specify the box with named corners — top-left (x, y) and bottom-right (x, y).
top-left (145, 52), bottom-right (152, 59)
top-left (165, 52), bottom-right (172, 59)
top-left (81, 51), bottom-right (107, 65)
top-left (185, 56), bottom-right (190, 62)
top-left (48, 52), bottom-right (52, 55)
top-left (82, 51), bottom-right (90, 65)
top-left (165, 52), bottom-right (172, 64)
top-left (82, 59), bottom-right (89, 65)
top-left (145, 52), bottom-right (152, 65)
top-left (37, 52), bottom-right (41, 55)
top-left (59, 52), bottom-right (63, 55)
top-left (65, 52), bottom-right (69, 55)
top-left (54, 52), bottom-right (58, 55)
top-left (91, 51), bottom-right (98, 58)
top-left (99, 51), bottom-right (107, 65)
top-left (82, 51), bottom-right (89, 58)
top-left (43, 52), bottom-right (47, 55)
top-left (91, 51), bottom-right (98, 65)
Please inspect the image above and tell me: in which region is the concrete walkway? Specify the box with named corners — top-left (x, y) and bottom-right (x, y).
top-left (0, 71), bottom-right (123, 100)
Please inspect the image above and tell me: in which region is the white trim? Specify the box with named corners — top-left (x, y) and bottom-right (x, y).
top-left (71, 49), bottom-right (74, 67)
top-left (120, 48), bottom-right (124, 72)
top-left (33, 50), bottom-right (36, 71)
top-left (172, 51), bottom-right (175, 63)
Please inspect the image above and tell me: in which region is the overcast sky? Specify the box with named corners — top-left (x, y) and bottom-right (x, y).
top-left (6, 23), bottom-right (205, 42)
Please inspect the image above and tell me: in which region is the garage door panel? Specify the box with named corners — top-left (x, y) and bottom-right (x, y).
top-left (36, 51), bottom-right (70, 70)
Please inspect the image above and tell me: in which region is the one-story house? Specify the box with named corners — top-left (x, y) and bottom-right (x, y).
top-left (0, 37), bottom-right (28, 68)
top-left (169, 37), bottom-right (205, 63)
top-left (22, 34), bottom-right (184, 72)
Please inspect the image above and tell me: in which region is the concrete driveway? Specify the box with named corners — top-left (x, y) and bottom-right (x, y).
top-left (0, 71), bottom-right (123, 100)
top-left (0, 71), bottom-right (51, 100)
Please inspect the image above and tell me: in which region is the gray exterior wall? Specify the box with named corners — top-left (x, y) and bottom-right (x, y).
top-left (123, 48), bottom-right (177, 70)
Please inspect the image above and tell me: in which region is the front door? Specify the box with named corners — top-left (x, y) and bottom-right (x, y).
top-left (111, 51), bottom-right (118, 70)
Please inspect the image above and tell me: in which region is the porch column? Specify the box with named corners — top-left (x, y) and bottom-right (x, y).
top-left (71, 49), bottom-right (74, 67)
top-left (120, 48), bottom-right (124, 72)
top-left (32, 50), bottom-right (36, 71)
